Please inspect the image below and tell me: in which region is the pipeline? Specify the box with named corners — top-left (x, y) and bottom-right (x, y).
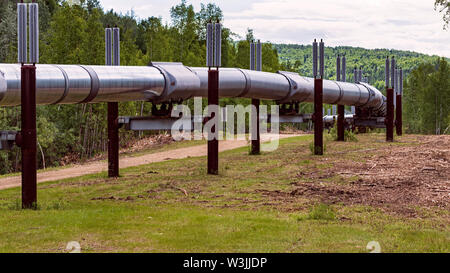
top-left (0, 62), bottom-right (386, 116)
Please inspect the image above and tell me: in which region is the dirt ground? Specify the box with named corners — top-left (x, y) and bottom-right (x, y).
top-left (265, 135), bottom-right (450, 216)
top-left (0, 133), bottom-right (297, 190)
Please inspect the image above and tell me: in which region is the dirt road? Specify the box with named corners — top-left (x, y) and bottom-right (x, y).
top-left (0, 134), bottom-right (300, 190)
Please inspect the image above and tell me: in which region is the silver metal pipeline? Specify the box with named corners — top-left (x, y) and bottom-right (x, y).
top-left (0, 62), bottom-right (386, 116)
top-left (0, 64), bottom-right (165, 105)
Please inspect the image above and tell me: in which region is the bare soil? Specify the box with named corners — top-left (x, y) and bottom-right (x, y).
top-left (266, 135), bottom-right (450, 216)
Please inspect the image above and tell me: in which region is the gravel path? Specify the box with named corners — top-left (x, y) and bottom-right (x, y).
top-left (0, 134), bottom-right (301, 190)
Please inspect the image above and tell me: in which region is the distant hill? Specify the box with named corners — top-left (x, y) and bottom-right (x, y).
top-left (273, 44), bottom-right (448, 91)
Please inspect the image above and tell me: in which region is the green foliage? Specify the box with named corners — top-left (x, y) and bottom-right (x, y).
top-left (403, 58), bottom-right (450, 134)
top-left (329, 124), bottom-right (358, 142)
top-left (275, 44), bottom-right (449, 91)
top-left (435, 0), bottom-right (450, 29)
top-left (0, 1), bottom-right (283, 174)
top-left (277, 43), bottom-right (450, 136)
top-left (0, 1), bottom-right (448, 175)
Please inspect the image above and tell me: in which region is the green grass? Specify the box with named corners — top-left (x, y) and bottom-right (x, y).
top-left (0, 134), bottom-right (448, 253)
top-left (299, 204), bottom-right (337, 221)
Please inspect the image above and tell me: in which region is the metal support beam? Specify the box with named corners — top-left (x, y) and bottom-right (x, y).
top-left (117, 113), bottom-right (340, 131)
top-left (391, 56), bottom-right (396, 109)
top-left (385, 56), bottom-right (395, 142)
top-left (386, 88), bottom-right (394, 142)
top-left (0, 131), bottom-right (17, 150)
top-left (314, 78), bottom-right (324, 154)
top-left (396, 94), bottom-right (402, 136)
top-left (207, 69), bottom-right (219, 174)
top-left (108, 102), bottom-right (119, 177)
top-left (206, 21), bottom-right (221, 174)
top-left (336, 54), bottom-right (345, 141)
top-left (28, 3), bottom-right (39, 64)
top-left (313, 39), bottom-right (318, 78)
top-left (21, 65), bottom-right (37, 209)
top-left (250, 40), bottom-right (262, 155)
top-left (107, 27), bottom-right (120, 178)
top-left (17, 3), bottom-right (27, 64)
top-left (396, 68), bottom-right (403, 136)
top-left (337, 105), bottom-right (345, 141)
top-left (313, 39), bottom-right (324, 155)
top-left (251, 99), bottom-right (260, 155)
top-left (18, 2), bottom-right (39, 209)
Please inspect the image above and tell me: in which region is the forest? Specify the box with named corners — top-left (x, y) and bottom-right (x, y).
top-left (0, 0), bottom-right (448, 174)
top-left (275, 44), bottom-right (448, 91)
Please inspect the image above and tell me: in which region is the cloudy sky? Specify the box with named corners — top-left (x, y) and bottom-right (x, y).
top-left (99, 0), bottom-right (449, 57)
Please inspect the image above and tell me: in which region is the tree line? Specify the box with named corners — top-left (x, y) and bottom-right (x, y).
top-left (275, 44), bottom-right (449, 91)
top-left (0, 0), bottom-right (282, 174)
top-left (403, 58), bottom-right (450, 134)
top-left (0, 0), bottom-right (448, 174)
top-left (276, 44), bottom-right (450, 135)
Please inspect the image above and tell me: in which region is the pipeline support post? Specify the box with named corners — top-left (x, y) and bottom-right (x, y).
top-left (21, 65), bottom-right (37, 209)
top-left (18, 2), bottom-right (38, 209)
top-left (386, 88), bottom-right (394, 142)
top-left (386, 56), bottom-right (395, 142)
top-left (336, 54), bottom-right (345, 141)
top-left (206, 21), bottom-right (221, 174)
top-left (107, 27), bottom-right (120, 178)
top-left (395, 94), bottom-right (402, 136)
top-left (251, 99), bottom-right (260, 154)
top-left (313, 39), bottom-right (324, 155)
top-left (108, 102), bottom-right (119, 177)
top-left (207, 69), bottom-right (219, 174)
top-left (314, 78), bottom-right (324, 154)
top-left (395, 68), bottom-right (403, 136)
top-left (250, 40), bottom-right (261, 155)
top-left (337, 105), bottom-right (345, 141)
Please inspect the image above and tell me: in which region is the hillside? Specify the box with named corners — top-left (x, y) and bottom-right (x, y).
top-left (274, 44), bottom-right (448, 91)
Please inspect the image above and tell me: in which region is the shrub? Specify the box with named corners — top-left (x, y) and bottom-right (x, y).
top-left (329, 124), bottom-right (358, 142)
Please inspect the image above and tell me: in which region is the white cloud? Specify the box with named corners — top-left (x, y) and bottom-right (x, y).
top-left (100, 0), bottom-right (450, 57)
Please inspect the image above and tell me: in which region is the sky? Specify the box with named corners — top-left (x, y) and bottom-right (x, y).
top-left (99, 0), bottom-right (450, 57)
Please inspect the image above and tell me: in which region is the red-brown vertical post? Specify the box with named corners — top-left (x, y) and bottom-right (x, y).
top-left (250, 40), bottom-right (261, 155)
top-left (337, 105), bottom-right (345, 141)
top-left (396, 94), bottom-right (402, 136)
top-left (314, 78), bottom-right (324, 155)
top-left (207, 69), bottom-right (219, 174)
top-left (336, 54), bottom-right (345, 141)
top-left (396, 67), bottom-right (403, 136)
top-left (108, 102), bottom-right (119, 177)
top-left (107, 27), bottom-right (120, 178)
top-left (313, 39), bottom-right (324, 155)
top-left (386, 88), bottom-right (394, 142)
top-left (251, 98), bottom-right (260, 155)
top-left (21, 65), bottom-right (37, 209)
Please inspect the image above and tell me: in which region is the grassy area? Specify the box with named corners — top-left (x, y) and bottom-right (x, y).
top-left (0, 134), bottom-right (448, 253)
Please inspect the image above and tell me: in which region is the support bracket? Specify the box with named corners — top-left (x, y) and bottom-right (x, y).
top-left (0, 131), bottom-right (18, 150)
